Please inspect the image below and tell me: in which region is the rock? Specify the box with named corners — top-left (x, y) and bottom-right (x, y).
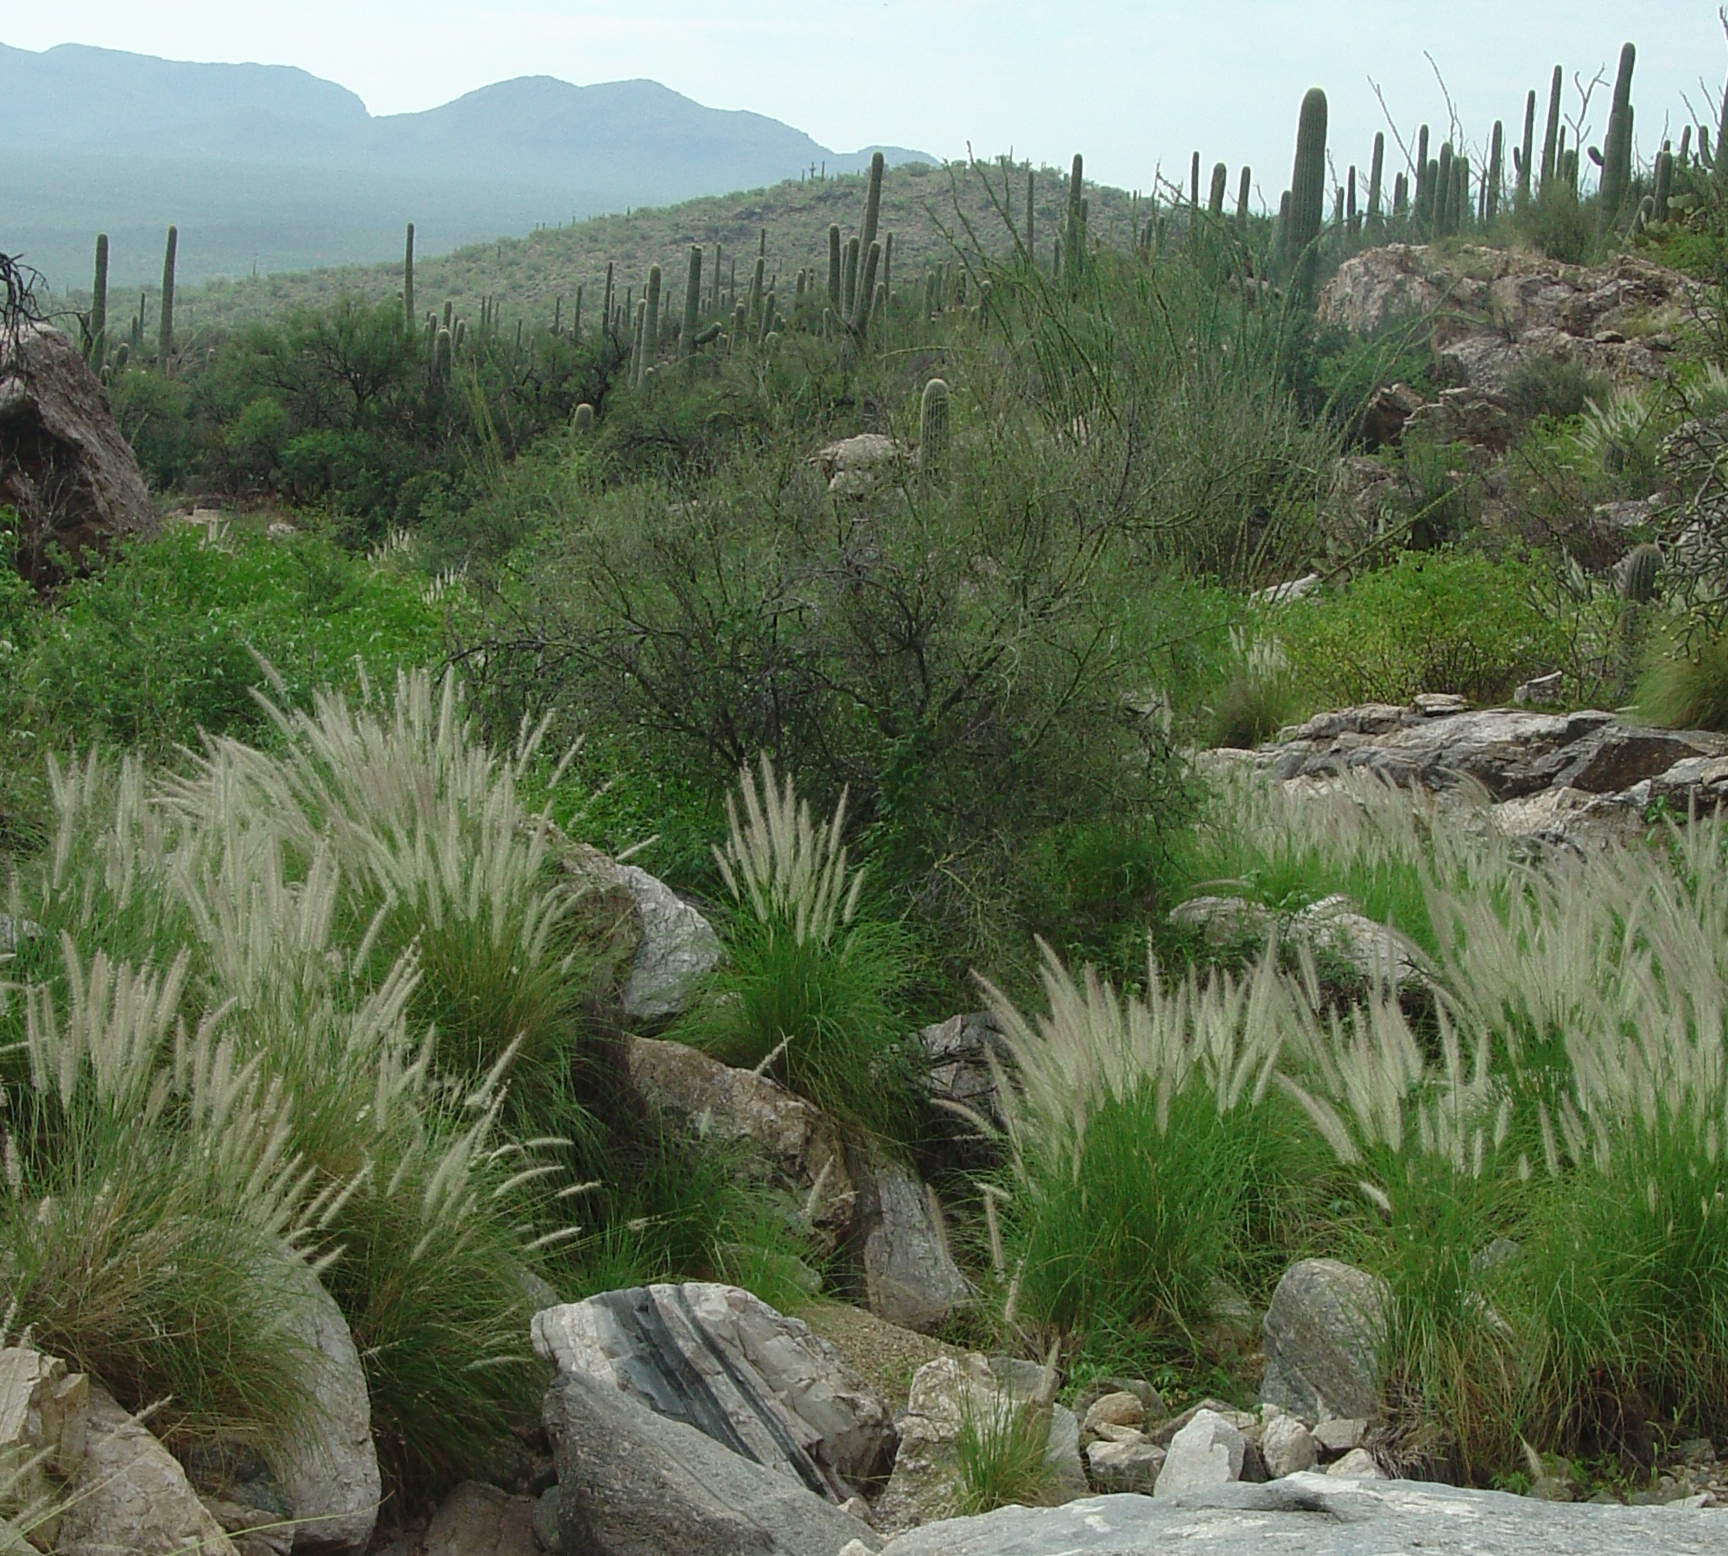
top-left (1249, 572), bottom-right (1321, 605)
top-left (1327, 1447), bottom-right (1386, 1480)
top-left (1259, 1259), bottom-right (1388, 1425)
top-left (1292, 896), bottom-right (1430, 992)
top-left (1312, 1416), bottom-right (1369, 1455)
top-left (853, 1151), bottom-right (971, 1333)
top-left (1169, 895), bottom-right (1274, 948)
top-left (1359, 383), bottom-right (1424, 449)
top-left (541, 1367), bottom-right (878, 1556)
top-left (0, 321), bottom-right (158, 585)
top-left (617, 865), bottom-right (722, 1023)
top-left (625, 1036), bottom-right (857, 1244)
top-left (872, 1477), bottom-right (1728, 1556)
top-left (202, 1498), bottom-right (295, 1556)
top-left (815, 434), bottom-right (910, 497)
top-left (1084, 1437), bottom-right (1163, 1494)
top-left (0, 1343), bottom-right (88, 1540)
top-left (0, 913), bottom-right (41, 954)
top-left (1652, 755), bottom-right (1728, 814)
top-left (1259, 1413), bottom-right (1317, 1478)
top-left (917, 1011), bottom-right (1012, 1136)
top-left (875, 1354), bottom-right (1085, 1534)
top-left (1490, 785), bottom-right (1648, 853)
top-left (424, 1482), bottom-right (539, 1556)
top-left (1414, 693), bottom-right (1471, 718)
top-left (1515, 672), bottom-right (1566, 706)
top-left (1553, 724), bottom-right (1725, 795)
top-left (1147, 1399), bottom-right (1252, 1449)
top-left (531, 1488), bottom-right (560, 1552)
top-left (557, 841), bottom-right (644, 994)
top-left (262, 1257), bottom-right (380, 1554)
top-left (531, 1282), bottom-right (894, 1501)
top-left (55, 1384), bottom-right (238, 1556)
top-left (1071, 1379), bottom-right (1165, 1426)
top-left (1081, 1393), bottom-right (1146, 1437)
top-left (1405, 385), bottom-right (1515, 450)
top-left (1154, 1409), bottom-right (1246, 1497)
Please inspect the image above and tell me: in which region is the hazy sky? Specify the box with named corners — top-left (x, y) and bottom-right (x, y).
top-left (8, 2), bottom-right (1727, 201)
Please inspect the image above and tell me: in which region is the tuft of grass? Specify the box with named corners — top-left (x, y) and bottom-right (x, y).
top-left (952, 1393), bottom-right (1058, 1517)
top-left (1633, 622), bottom-right (1728, 732)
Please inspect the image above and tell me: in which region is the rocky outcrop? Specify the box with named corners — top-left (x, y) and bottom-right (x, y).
top-left (617, 865), bottom-right (722, 1022)
top-left (815, 434), bottom-right (910, 497)
top-left (872, 1479), bottom-right (1728, 1556)
top-left (0, 321), bottom-right (157, 584)
top-left (853, 1151), bottom-right (972, 1333)
top-left (55, 1384), bottom-right (238, 1556)
top-left (626, 1036), bottom-right (858, 1244)
top-left (875, 1354), bottom-right (1085, 1534)
top-left (1259, 1259), bottom-right (1388, 1425)
top-left (541, 1366), bottom-right (879, 1556)
top-left (531, 1282), bottom-right (894, 1502)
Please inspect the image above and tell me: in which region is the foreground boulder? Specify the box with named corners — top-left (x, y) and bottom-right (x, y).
top-left (617, 865), bottom-right (722, 1022)
top-left (625, 1037), bottom-right (858, 1246)
top-left (55, 1384), bottom-right (237, 1556)
top-left (531, 1282), bottom-right (893, 1501)
top-left (873, 1479), bottom-right (1727, 1556)
top-left (875, 1354), bottom-right (1085, 1534)
top-left (1259, 1258), bottom-right (1388, 1425)
top-left (542, 1366), bottom-right (879, 1556)
top-left (0, 321), bottom-right (156, 584)
top-left (853, 1151), bottom-right (972, 1333)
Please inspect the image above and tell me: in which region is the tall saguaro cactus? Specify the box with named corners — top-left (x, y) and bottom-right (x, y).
top-left (1487, 121), bottom-right (1504, 223)
top-left (859, 151), bottom-right (886, 264)
top-left (1208, 162), bottom-right (1229, 217)
top-left (827, 225), bottom-right (843, 313)
top-left (1367, 133), bottom-right (1385, 231)
top-left (1026, 166), bottom-right (1035, 261)
top-left (1540, 65), bottom-right (1564, 193)
top-left (1598, 42), bottom-right (1637, 230)
top-left (853, 241), bottom-right (882, 336)
top-left (158, 225), bottom-right (178, 369)
top-left (1518, 90), bottom-right (1537, 207)
top-left (1289, 88), bottom-right (1328, 295)
top-left (645, 263), bottom-right (663, 358)
top-left (682, 245), bottom-right (702, 361)
top-left (404, 223), bottom-right (416, 330)
top-left (88, 234), bottom-right (109, 365)
top-left (1065, 153), bottom-right (1086, 290)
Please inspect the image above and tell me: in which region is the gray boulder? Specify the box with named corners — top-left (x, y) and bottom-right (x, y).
top-left (531, 1282), bottom-right (893, 1501)
top-left (1259, 1259), bottom-right (1388, 1425)
top-left (618, 865), bottom-right (721, 1022)
top-left (625, 1037), bottom-right (857, 1245)
top-left (424, 1481), bottom-right (539, 1556)
top-left (55, 1385), bottom-right (238, 1556)
top-left (542, 1367), bottom-right (879, 1556)
top-left (1258, 1412), bottom-right (1317, 1478)
top-left (854, 1151), bottom-right (971, 1333)
top-left (873, 1479), bottom-right (1728, 1556)
top-left (1084, 1437), bottom-right (1163, 1494)
top-left (918, 1012), bottom-right (1013, 1135)
top-left (1153, 1409), bottom-right (1245, 1498)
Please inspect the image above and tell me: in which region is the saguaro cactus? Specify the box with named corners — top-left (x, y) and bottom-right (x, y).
top-left (1621, 543), bottom-right (1663, 602)
top-left (645, 263), bottom-right (662, 357)
top-left (1541, 65), bottom-right (1564, 193)
top-left (88, 234), bottom-right (109, 365)
top-left (682, 245), bottom-right (702, 360)
top-left (1487, 121), bottom-right (1504, 222)
top-left (1289, 88), bottom-right (1329, 294)
top-left (1208, 162), bottom-right (1228, 217)
top-left (1599, 43), bottom-right (1637, 229)
top-left (1654, 145), bottom-right (1674, 222)
top-left (859, 151), bottom-right (886, 261)
top-left (1065, 153), bottom-right (1086, 289)
top-left (853, 241), bottom-right (881, 335)
top-left (1026, 166), bottom-right (1036, 259)
top-left (919, 378), bottom-right (950, 474)
top-left (573, 402), bottom-right (595, 431)
top-left (404, 224), bottom-right (416, 329)
top-left (827, 225), bottom-right (843, 313)
top-left (1367, 134), bottom-right (1385, 231)
top-left (1237, 165), bottom-right (1253, 227)
top-left (602, 262), bottom-right (615, 341)
top-left (1518, 90), bottom-right (1537, 207)
top-left (158, 225), bottom-right (178, 368)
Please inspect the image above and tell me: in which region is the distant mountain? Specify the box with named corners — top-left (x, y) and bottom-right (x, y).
top-left (0, 42), bottom-right (933, 289)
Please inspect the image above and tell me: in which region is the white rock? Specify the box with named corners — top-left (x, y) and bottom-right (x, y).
top-left (1313, 1417), bottom-right (1368, 1455)
top-left (1260, 1414), bottom-right (1318, 1478)
top-left (1082, 1391), bottom-right (1147, 1437)
top-left (1327, 1447), bottom-right (1386, 1480)
top-left (1154, 1409), bottom-right (1246, 1498)
top-left (619, 865), bottom-right (722, 1022)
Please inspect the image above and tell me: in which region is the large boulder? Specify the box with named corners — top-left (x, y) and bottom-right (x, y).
top-left (917, 1012), bottom-right (1013, 1136)
top-left (531, 1282), bottom-right (894, 1501)
top-left (541, 1366), bottom-right (879, 1556)
top-left (617, 865), bottom-right (722, 1023)
top-left (1153, 1408), bottom-right (1246, 1498)
top-left (853, 1151), bottom-right (971, 1333)
top-left (0, 321), bottom-right (156, 584)
top-left (872, 1479), bottom-right (1728, 1556)
top-left (1259, 1258), bottom-right (1388, 1425)
top-left (874, 1354), bottom-right (1085, 1535)
top-left (55, 1384), bottom-right (238, 1556)
top-left (625, 1036), bottom-right (858, 1245)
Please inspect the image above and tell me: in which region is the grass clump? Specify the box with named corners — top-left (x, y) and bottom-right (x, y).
top-left (1634, 622), bottom-right (1728, 732)
top-left (952, 1393), bottom-right (1058, 1517)
top-left (676, 756), bottom-right (916, 1140)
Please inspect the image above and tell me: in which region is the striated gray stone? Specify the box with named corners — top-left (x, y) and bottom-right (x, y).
top-left (423, 1481), bottom-right (538, 1556)
top-left (618, 865), bottom-right (721, 1022)
top-left (1313, 1417), bottom-right (1369, 1456)
top-left (1154, 1409), bottom-right (1246, 1498)
top-left (1259, 1259), bottom-right (1388, 1425)
top-left (531, 1282), bottom-right (893, 1502)
top-left (918, 1011), bottom-right (1013, 1135)
top-left (854, 1151), bottom-right (971, 1334)
top-left (873, 1479), bottom-right (1728, 1556)
top-left (542, 1368), bottom-right (878, 1556)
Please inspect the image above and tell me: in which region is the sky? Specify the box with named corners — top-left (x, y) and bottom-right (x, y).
top-left (6, 2), bottom-right (1727, 203)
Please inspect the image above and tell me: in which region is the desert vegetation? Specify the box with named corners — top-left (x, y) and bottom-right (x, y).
top-left (8, 32), bottom-right (1728, 1538)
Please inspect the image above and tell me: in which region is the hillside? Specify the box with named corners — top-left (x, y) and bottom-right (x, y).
top-left (0, 42), bottom-right (931, 288)
top-left (175, 158), bottom-right (1149, 337)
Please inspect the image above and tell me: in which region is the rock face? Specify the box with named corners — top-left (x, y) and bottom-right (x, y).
top-left (542, 1366), bottom-right (879, 1556)
top-left (875, 1354), bottom-right (1086, 1535)
top-left (266, 1258), bottom-right (380, 1554)
top-left (531, 1282), bottom-right (894, 1501)
top-left (872, 1480), bottom-right (1728, 1556)
top-left (1259, 1259), bottom-right (1388, 1425)
top-left (917, 1012), bottom-right (1012, 1136)
top-left (626, 1036), bottom-right (858, 1244)
top-left (853, 1151), bottom-right (972, 1333)
top-left (55, 1384), bottom-right (238, 1556)
top-left (0, 321), bottom-right (157, 584)
top-left (1154, 1409), bottom-right (1246, 1497)
top-left (617, 865), bottom-right (722, 1022)
top-left (423, 1481), bottom-right (539, 1556)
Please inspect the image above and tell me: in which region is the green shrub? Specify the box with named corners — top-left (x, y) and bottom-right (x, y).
top-left (952, 1393), bottom-right (1058, 1516)
top-left (1634, 622), bottom-right (1728, 732)
top-left (1277, 552), bottom-right (1565, 708)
